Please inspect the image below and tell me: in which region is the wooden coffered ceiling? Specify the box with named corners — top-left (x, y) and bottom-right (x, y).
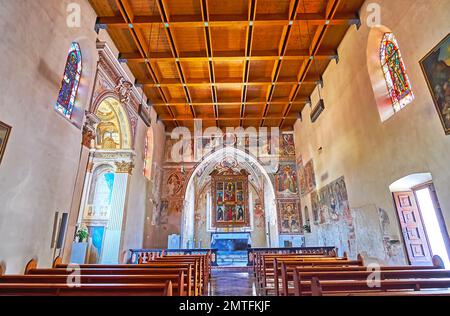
top-left (89, 0), bottom-right (364, 131)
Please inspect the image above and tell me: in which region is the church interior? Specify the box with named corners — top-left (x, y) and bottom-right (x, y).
top-left (0, 0), bottom-right (450, 298)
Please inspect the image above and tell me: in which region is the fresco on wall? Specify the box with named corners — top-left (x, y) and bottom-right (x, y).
top-left (277, 200), bottom-right (303, 235)
top-left (166, 172), bottom-right (183, 196)
top-left (378, 208), bottom-right (404, 264)
top-left (274, 162), bottom-right (299, 198)
top-left (310, 177), bottom-right (351, 224)
top-left (309, 177), bottom-right (356, 255)
top-left (310, 191), bottom-right (320, 225)
top-left (299, 159), bottom-right (316, 196)
top-left (254, 200), bottom-right (266, 229)
top-left (154, 199), bottom-right (168, 225)
top-left (420, 34), bottom-right (450, 135)
top-left (280, 134), bottom-right (296, 157)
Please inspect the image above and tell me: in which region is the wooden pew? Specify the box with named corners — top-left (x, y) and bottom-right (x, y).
top-left (254, 252), bottom-right (336, 286)
top-left (28, 264), bottom-right (195, 296)
top-left (310, 277), bottom-right (450, 296)
top-left (0, 272), bottom-right (186, 296)
top-left (263, 257), bottom-right (362, 295)
top-left (255, 253), bottom-right (338, 294)
top-left (271, 254), bottom-right (354, 295)
top-left (254, 253), bottom-right (329, 293)
top-left (0, 281), bottom-right (173, 296)
top-left (153, 255), bottom-right (209, 295)
top-left (294, 269), bottom-right (450, 296)
top-left (282, 255), bottom-right (446, 296)
top-left (55, 254), bottom-right (209, 296)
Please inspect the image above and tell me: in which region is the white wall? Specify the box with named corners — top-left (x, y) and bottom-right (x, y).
top-left (0, 0), bottom-right (100, 273)
top-left (294, 0), bottom-right (450, 263)
top-left (0, 0), bottom-right (167, 271)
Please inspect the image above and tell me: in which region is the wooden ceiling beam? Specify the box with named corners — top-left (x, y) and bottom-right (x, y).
top-left (138, 78), bottom-right (318, 88)
top-left (156, 0), bottom-right (196, 119)
top-left (279, 0), bottom-right (343, 128)
top-left (119, 49), bottom-right (338, 63)
top-left (161, 115), bottom-right (299, 122)
top-left (96, 12), bottom-right (359, 28)
top-left (200, 0), bottom-right (219, 127)
top-left (151, 98), bottom-right (310, 107)
top-left (240, 0), bottom-right (258, 127)
top-left (260, 0), bottom-right (300, 128)
top-left (114, 0), bottom-right (178, 126)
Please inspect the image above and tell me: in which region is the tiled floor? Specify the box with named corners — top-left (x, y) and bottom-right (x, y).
top-left (209, 267), bottom-right (257, 296)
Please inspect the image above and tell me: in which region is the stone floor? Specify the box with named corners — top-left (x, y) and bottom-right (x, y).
top-left (209, 267), bottom-right (257, 296)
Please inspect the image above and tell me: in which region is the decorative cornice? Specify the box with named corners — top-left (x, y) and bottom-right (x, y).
top-left (96, 42), bottom-right (143, 116)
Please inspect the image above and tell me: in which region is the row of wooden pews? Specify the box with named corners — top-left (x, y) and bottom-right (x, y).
top-left (256, 250), bottom-right (450, 296)
top-left (0, 252), bottom-right (212, 296)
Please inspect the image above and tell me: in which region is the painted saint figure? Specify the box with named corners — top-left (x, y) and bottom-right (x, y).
top-left (237, 206), bottom-right (244, 221)
top-left (280, 166), bottom-right (297, 193)
top-left (217, 206), bottom-right (224, 221)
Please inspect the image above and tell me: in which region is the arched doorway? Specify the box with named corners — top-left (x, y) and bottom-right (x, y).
top-left (181, 147), bottom-right (278, 265)
top-left (389, 173), bottom-right (450, 268)
top-left (76, 97), bottom-right (134, 264)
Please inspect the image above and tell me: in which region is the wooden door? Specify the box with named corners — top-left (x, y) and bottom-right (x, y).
top-left (393, 191), bottom-right (432, 265)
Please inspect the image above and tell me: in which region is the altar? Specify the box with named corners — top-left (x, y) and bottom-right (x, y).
top-left (211, 233), bottom-right (251, 266)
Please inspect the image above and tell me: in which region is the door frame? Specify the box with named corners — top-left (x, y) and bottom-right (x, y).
top-left (412, 182), bottom-right (450, 263)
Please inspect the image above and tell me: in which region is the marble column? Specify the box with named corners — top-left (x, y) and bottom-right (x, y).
top-left (100, 162), bottom-right (133, 264)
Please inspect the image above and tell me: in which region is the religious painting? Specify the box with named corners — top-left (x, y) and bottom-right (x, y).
top-left (158, 199), bottom-right (169, 224)
top-left (277, 199), bottom-right (303, 235)
top-left (280, 133), bottom-right (295, 157)
top-left (201, 135), bottom-right (223, 156)
top-left (211, 169), bottom-right (250, 228)
top-left (258, 134), bottom-right (272, 156)
top-left (275, 162), bottom-right (299, 198)
top-left (420, 34), bottom-right (450, 134)
top-left (310, 191), bottom-right (320, 225)
top-left (0, 121), bottom-right (11, 166)
top-left (299, 159), bottom-right (316, 196)
top-left (164, 138), bottom-right (177, 161)
top-left (310, 177), bottom-right (350, 226)
top-left (166, 172), bottom-right (183, 196)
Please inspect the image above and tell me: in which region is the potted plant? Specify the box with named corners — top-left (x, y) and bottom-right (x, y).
top-left (75, 225), bottom-right (89, 243)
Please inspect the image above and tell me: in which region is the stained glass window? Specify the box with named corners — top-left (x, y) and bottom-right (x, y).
top-left (55, 42), bottom-right (82, 118)
top-left (380, 33), bottom-right (414, 112)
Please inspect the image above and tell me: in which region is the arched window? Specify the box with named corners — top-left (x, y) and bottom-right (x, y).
top-left (55, 42), bottom-right (82, 118)
top-left (380, 33), bottom-right (414, 113)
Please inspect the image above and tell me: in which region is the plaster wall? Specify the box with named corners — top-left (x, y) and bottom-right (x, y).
top-left (295, 0), bottom-right (450, 264)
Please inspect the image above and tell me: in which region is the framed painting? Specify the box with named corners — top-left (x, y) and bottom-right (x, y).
top-left (277, 199), bottom-right (303, 235)
top-left (420, 33), bottom-right (450, 135)
top-left (0, 121), bottom-right (12, 165)
top-left (211, 169), bottom-right (250, 229)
